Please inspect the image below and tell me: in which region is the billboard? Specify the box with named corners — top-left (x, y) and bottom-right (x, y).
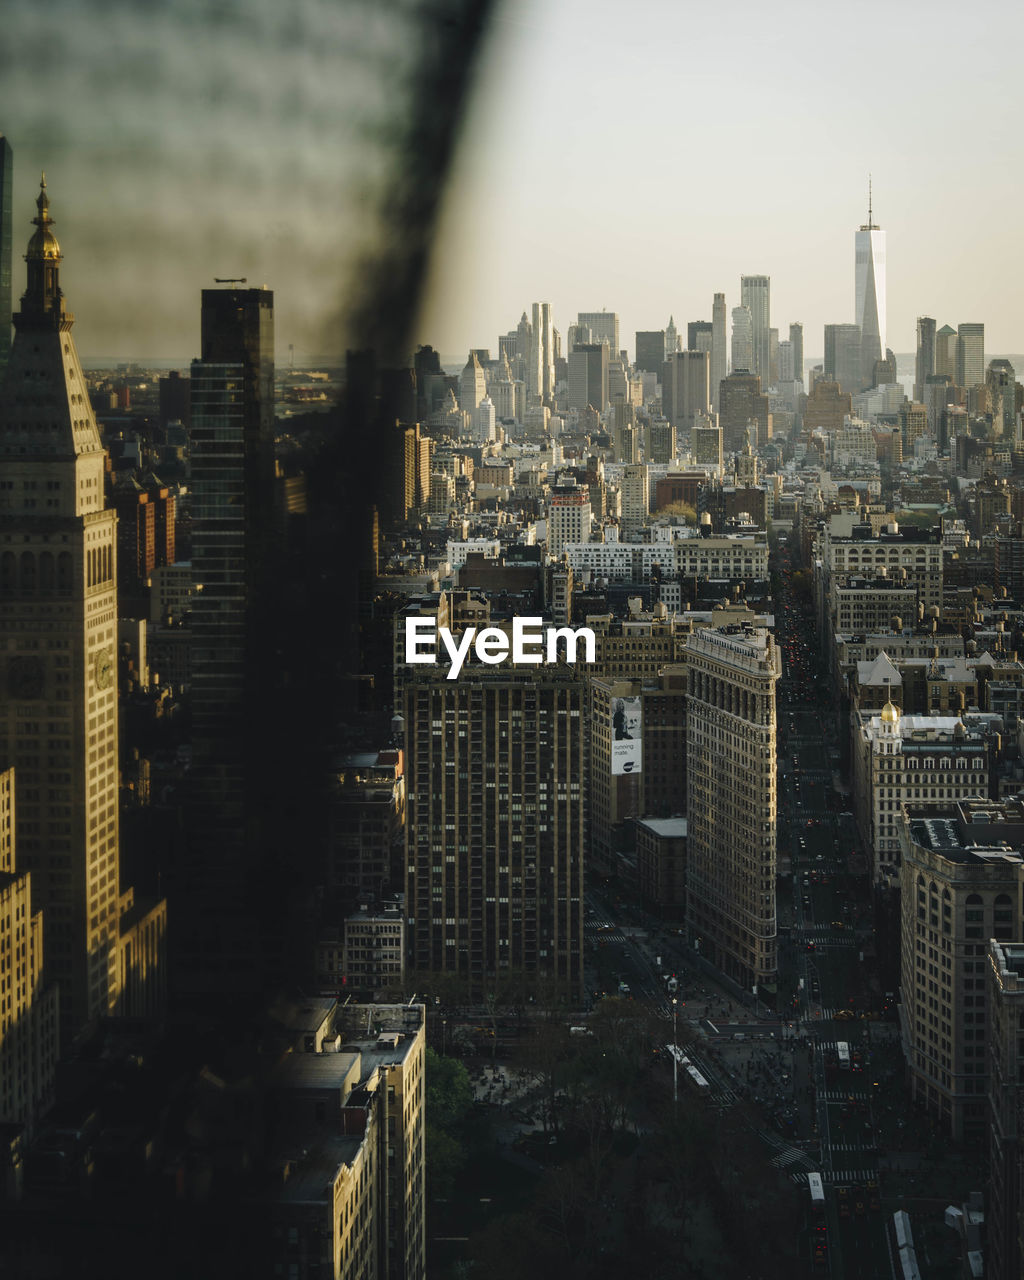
top-left (611, 695), bottom-right (642, 775)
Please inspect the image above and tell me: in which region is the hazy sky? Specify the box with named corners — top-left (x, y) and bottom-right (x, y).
top-left (420, 0), bottom-right (1024, 362)
top-left (3, 0), bottom-right (1023, 365)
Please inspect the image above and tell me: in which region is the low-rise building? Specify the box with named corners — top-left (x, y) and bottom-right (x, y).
top-left (636, 817), bottom-right (687, 914)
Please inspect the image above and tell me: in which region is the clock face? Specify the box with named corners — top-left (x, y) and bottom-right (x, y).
top-left (7, 656), bottom-right (44, 700)
top-left (94, 647), bottom-right (114, 690)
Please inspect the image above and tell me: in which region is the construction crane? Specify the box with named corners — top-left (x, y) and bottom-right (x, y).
top-left (213, 277), bottom-right (247, 284)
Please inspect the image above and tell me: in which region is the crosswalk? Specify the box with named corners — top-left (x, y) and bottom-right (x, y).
top-left (752, 1123), bottom-right (818, 1173)
top-left (771, 1147), bottom-right (817, 1171)
top-left (823, 1168), bottom-right (878, 1184)
top-left (789, 1169), bottom-right (878, 1186)
top-left (826, 1142), bottom-right (876, 1153)
top-left (585, 923), bottom-right (627, 943)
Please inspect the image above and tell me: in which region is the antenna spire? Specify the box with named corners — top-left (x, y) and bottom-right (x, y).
top-left (868, 174), bottom-right (873, 227)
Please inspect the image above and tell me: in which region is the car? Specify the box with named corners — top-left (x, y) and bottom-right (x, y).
top-left (834, 1009), bottom-right (855, 1021)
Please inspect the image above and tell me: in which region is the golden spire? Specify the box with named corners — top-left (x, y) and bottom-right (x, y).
top-left (19, 172), bottom-right (68, 328)
top-left (27, 172), bottom-right (60, 261)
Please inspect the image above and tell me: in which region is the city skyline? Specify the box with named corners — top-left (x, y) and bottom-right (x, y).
top-left (0, 0), bottom-right (1022, 363)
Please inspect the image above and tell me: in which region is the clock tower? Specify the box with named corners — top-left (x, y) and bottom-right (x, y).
top-left (0, 178), bottom-right (163, 1043)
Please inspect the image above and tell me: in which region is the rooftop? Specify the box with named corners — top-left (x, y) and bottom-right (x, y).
top-left (909, 799), bottom-right (1024, 864)
top-left (271, 1132), bottom-right (366, 1204)
top-left (638, 817), bottom-right (688, 839)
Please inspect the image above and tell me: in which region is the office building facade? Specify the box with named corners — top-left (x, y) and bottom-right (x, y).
top-left (988, 940), bottom-right (1024, 1280)
top-left (915, 316), bottom-right (936, 405)
top-left (0, 179), bottom-right (165, 1041)
top-left (898, 801), bottom-right (1024, 1142)
top-left (0, 767), bottom-right (58, 1137)
top-left (402, 637), bottom-right (584, 1001)
top-left (182, 285), bottom-right (276, 994)
top-left (740, 275), bottom-right (770, 386)
top-left (686, 624), bottom-right (780, 990)
top-left (711, 293), bottom-right (727, 411)
top-left (956, 323), bottom-right (985, 391)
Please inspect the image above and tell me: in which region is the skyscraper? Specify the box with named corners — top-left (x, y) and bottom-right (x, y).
top-left (777, 340), bottom-right (794, 383)
top-left (914, 316), bottom-right (936, 405)
top-left (459, 350), bottom-right (485, 414)
top-left (548, 481), bottom-right (591, 557)
top-left (539, 301), bottom-right (555, 402)
top-left (528, 302), bottom-right (554, 403)
top-left (740, 275), bottom-right (770, 385)
top-left (183, 285), bottom-right (276, 994)
top-left (987, 359), bottom-right (1016, 437)
top-left (0, 135), bottom-right (11, 381)
top-left (687, 320), bottom-right (713, 353)
top-left (401, 602), bottom-right (584, 1000)
top-left (0, 179), bottom-right (166, 1041)
top-left (711, 293), bottom-right (727, 412)
top-left (620, 463), bottom-right (650, 536)
top-left (935, 324), bottom-right (957, 380)
top-left (664, 349), bottom-right (710, 433)
top-left (956, 323), bottom-right (985, 391)
top-left (686, 624), bottom-right (780, 990)
top-left (567, 342), bottom-right (609, 413)
top-left (855, 186), bottom-right (886, 390)
top-left (824, 322), bottom-right (862, 397)
top-left (719, 370), bottom-right (771, 454)
top-left (577, 310), bottom-right (619, 355)
top-left (731, 304), bottom-right (753, 374)
top-left (788, 321), bottom-right (803, 385)
top-left (635, 330), bottom-right (666, 375)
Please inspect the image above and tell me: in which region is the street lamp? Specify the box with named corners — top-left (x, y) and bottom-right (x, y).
top-left (672, 997), bottom-right (678, 1107)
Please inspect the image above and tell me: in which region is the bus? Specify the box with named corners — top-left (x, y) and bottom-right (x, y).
top-left (808, 1172), bottom-right (825, 1212)
top-left (837, 1041), bottom-right (851, 1070)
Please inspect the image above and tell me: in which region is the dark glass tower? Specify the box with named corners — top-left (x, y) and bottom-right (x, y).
top-left (0, 135), bottom-right (12, 380)
top-left (179, 287), bottom-right (276, 998)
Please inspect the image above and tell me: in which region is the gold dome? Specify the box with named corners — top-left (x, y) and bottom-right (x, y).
top-left (27, 225), bottom-right (61, 259)
top-left (880, 699), bottom-right (899, 724)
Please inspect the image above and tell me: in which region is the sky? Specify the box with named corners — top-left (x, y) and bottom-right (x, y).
top-left (2, 0), bottom-right (1023, 366)
top-left (419, 0), bottom-right (1024, 363)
